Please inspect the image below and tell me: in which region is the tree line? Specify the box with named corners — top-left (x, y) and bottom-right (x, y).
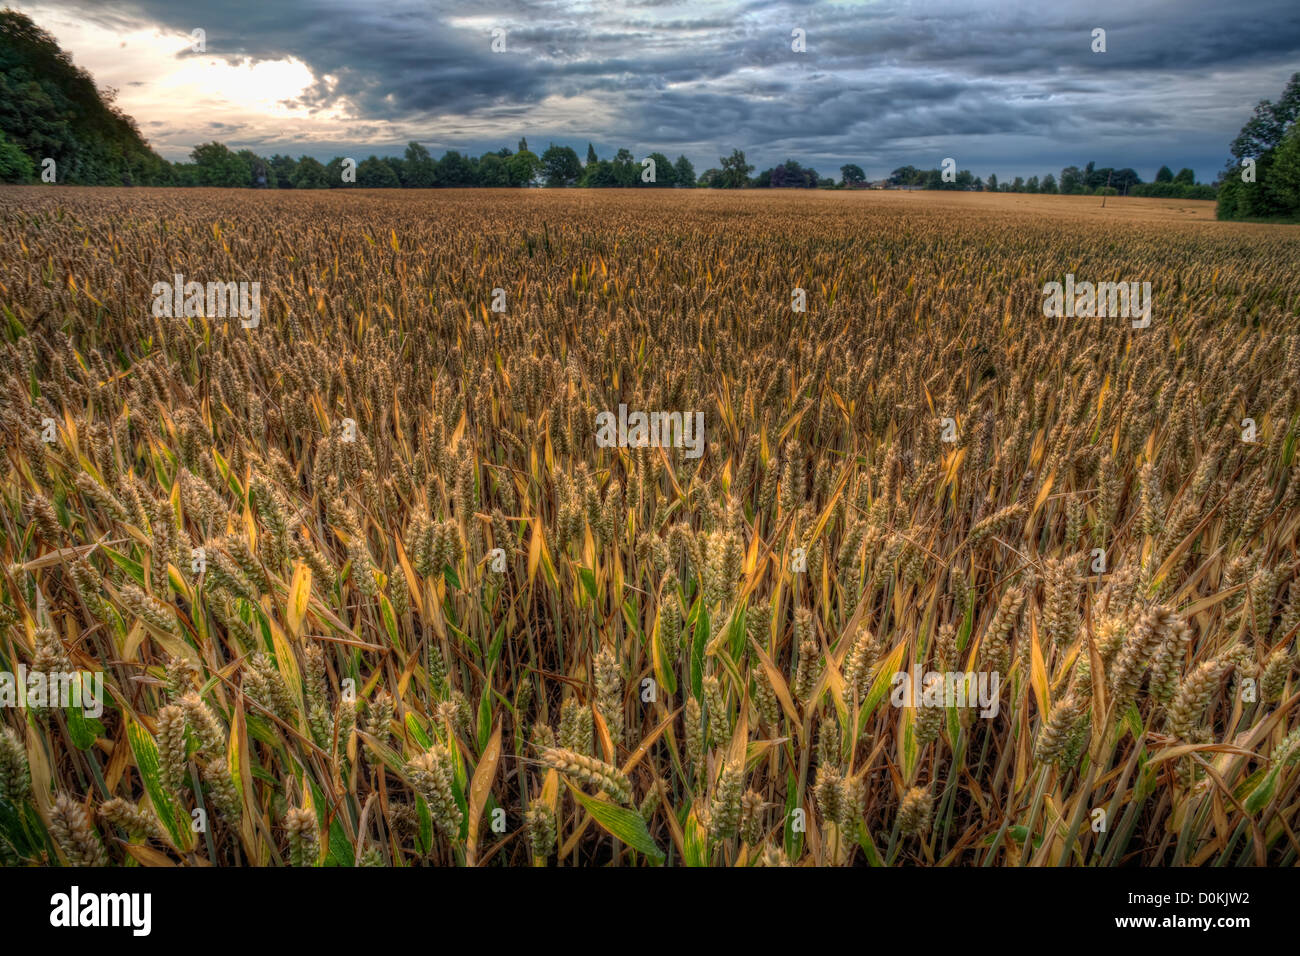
top-left (186, 142), bottom-right (704, 190)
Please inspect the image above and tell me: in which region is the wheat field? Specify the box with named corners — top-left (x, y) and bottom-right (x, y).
top-left (0, 186), bottom-right (1297, 867)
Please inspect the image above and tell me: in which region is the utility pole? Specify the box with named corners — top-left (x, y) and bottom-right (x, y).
top-left (1102, 169), bottom-right (1112, 207)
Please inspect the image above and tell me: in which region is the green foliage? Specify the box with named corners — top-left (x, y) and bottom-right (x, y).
top-left (541, 144), bottom-right (582, 186)
top-left (506, 149), bottom-right (541, 186)
top-left (357, 155), bottom-right (400, 188)
top-left (840, 163), bottom-right (866, 185)
top-left (403, 142), bottom-right (436, 187)
top-left (0, 129), bottom-right (33, 182)
top-left (1218, 74), bottom-right (1300, 221)
top-left (644, 152), bottom-right (674, 187)
top-left (291, 156), bottom-right (328, 189)
top-left (718, 149), bottom-right (753, 188)
top-left (477, 152), bottom-right (508, 186)
top-left (0, 10), bottom-right (171, 185)
top-left (673, 154), bottom-right (695, 187)
top-left (191, 142), bottom-right (251, 188)
top-left (324, 156), bottom-right (353, 187)
top-left (269, 154), bottom-right (297, 188)
top-left (1131, 181), bottom-right (1217, 200)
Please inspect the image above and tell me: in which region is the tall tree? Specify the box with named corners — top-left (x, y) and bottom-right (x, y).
top-left (269, 154), bottom-right (297, 188)
top-left (719, 149), bottom-right (754, 188)
top-left (291, 156), bottom-right (328, 189)
top-left (357, 155), bottom-right (399, 187)
top-left (541, 144), bottom-right (582, 186)
top-left (644, 151), bottom-right (674, 187)
top-left (403, 142), bottom-right (436, 187)
top-left (1219, 74), bottom-right (1300, 220)
top-left (477, 152), bottom-right (508, 186)
top-left (506, 149), bottom-right (540, 186)
top-left (1229, 73), bottom-right (1300, 160)
top-left (840, 163), bottom-right (866, 185)
top-left (191, 142), bottom-right (250, 187)
top-left (612, 148), bottom-right (638, 187)
top-left (889, 165), bottom-right (919, 186)
top-left (236, 149), bottom-right (273, 187)
top-left (323, 156), bottom-right (351, 187)
top-left (437, 150), bottom-right (474, 186)
top-left (673, 155), bottom-right (695, 187)
top-left (0, 10), bottom-right (171, 185)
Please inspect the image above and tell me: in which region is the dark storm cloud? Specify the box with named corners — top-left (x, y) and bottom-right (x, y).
top-left (39, 0), bottom-right (1300, 179)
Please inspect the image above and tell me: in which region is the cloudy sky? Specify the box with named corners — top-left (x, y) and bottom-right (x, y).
top-left (14, 0), bottom-right (1300, 182)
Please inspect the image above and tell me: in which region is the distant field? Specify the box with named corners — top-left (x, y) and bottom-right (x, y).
top-left (1, 185), bottom-right (1298, 867)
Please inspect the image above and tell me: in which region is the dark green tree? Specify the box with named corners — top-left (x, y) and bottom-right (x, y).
top-left (269, 154), bottom-right (297, 188)
top-left (673, 155), bottom-right (695, 187)
top-left (291, 156), bottom-right (328, 188)
top-left (1219, 74), bottom-right (1300, 220)
top-left (506, 149), bottom-right (540, 186)
top-left (889, 165), bottom-right (920, 186)
top-left (323, 157), bottom-right (352, 187)
top-left (0, 11), bottom-right (171, 185)
top-left (840, 163), bottom-right (866, 185)
top-left (477, 152), bottom-right (508, 186)
top-left (236, 149), bottom-right (273, 187)
top-left (0, 128), bottom-right (33, 181)
top-left (1229, 73), bottom-right (1300, 161)
top-left (191, 142), bottom-right (250, 187)
top-left (357, 155), bottom-right (399, 187)
top-left (643, 152), bottom-right (674, 186)
top-left (580, 159), bottom-right (617, 187)
top-left (718, 149), bottom-right (753, 188)
top-left (541, 144), bottom-right (582, 186)
top-left (403, 142), bottom-right (436, 187)
top-left (437, 150), bottom-right (474, 186)
top-left (611, 148), bottom-right (637, 187)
